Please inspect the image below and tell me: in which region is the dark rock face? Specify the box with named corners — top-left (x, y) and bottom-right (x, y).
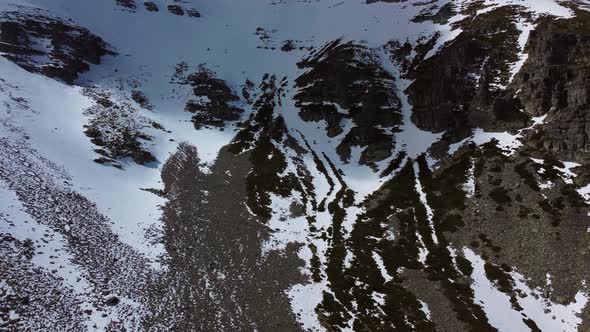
top-left (131, 90), bottom-right (154, 110)
top-left (294, 40), bottom-right (402, 167)
top-left (0, 12), bottom-right (115, 84)
top-left (281, 40), bottom-right (296, 52)
top-left (406, 6), bottom-right (529, 135)
top-left (403, 4), bottom-right (590, 160)
top-left (167, 5), bottom-right (184, 16)
top-left (412, 2), bottom-right (456, 24)
top-left (186, 9), bottom-right (201, 18)
top-left (105, 296), bottom-right (120, 306)
top-left (365, 0), bottom-right (407, 3)
top-left (144, 1), bottom-right (159, 12)
top-left (82, 89), bottom-right (158, 167)
top-left (184, 68), bottom-right (244, 129)
top-left (514, 11), bottom-right (590, 161)
top-left (228, 74), bottom-right (315, 223)
top-left (115, 0), bottom-right (136, 11)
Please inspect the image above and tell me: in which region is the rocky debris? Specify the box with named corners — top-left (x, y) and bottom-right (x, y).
top-left (131, 90), bottom-right (154, 110)
top-left (167, 5), bottom-right (184, 16)
top-left (0, 234), bottom-right (87, 331)
top-left (0, 136), bottom-right (152, 331)
top-left (295, 40), bottom-right (402, 167)
top-left (281, 40), bottom-right (296, 52)
top-left (183, 67), bottom-right (244, 129)
top-left (82, 89), bottom-right (158, 166)
top-left (186, 8), bottom-right (201, 18)
top-left (105, 296), bottom-right (120, 306)
top-left (402, 269), bottom-right (471, 332)
top-left (0, 11), bottom-right (115, 84)
top-left (406, 6), bottom-right (530, 136)
top-left (116, 0), bottom-right (136, 11)
top-left (322, 141), bottom-right (590, 331)
top-left (143, 1), bottom-right (159, 12)
top-left (2, 1), bottom-right (590, 331)
top-left (143, 142), bottom-right (305, 331)
top-left (515, 11), bottom-right (590, 161)
top-left (365, 0), bottom-right (406, 3)
top-left (255, 27), bottom-right (278, 50)
top-left (228, 74), bottom-right (313, 222)
top-left (441, 144), bottom-right (590, 306)
top-left (412, 1), bottom-right (456, 24)
top-left (170, 61), bottom-right (188, 83)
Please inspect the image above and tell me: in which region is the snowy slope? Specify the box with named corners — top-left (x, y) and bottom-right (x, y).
top-left (1, 0), bottom-right (589, 331)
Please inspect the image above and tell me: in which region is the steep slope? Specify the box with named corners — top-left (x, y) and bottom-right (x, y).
top-left (1, 0), bottom-right (590, 331)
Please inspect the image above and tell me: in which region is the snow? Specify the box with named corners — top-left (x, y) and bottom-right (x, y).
top-left (508, 18), bottom-right (534, 84)
top-left (262, 192), bottom-right (309, 253)
top-left (413, 164), bottom-right (439, 244)
top-left (558, 161), bottom-right (580, 185)
top-left (449, 115), bottom-right (547, 156)
top-left (288, 282), bottom-right (326, 332)
top-left (0, 180), bottom-right (89, 293)
top-left (464, 248), bottom-right (588, 332)
top-left (531, 157), bottom-right (583, 187)
top-left (0, 57), bottom-right (169, 267)
top-left (373, 251), bottom-right (393, 283)
top-left (463, 158), bottom-right (476, 197)
top-left (578, 184), bottom-right (590, 206)
top-left (473, 0), bottom-right (574, 86)
top-left (418, 299), bottom-right (432, 320)
top-left (0, 0), bottom-right (587, 330)
top-left (579, 0), bottom-right (590, 11)
top-left (0, 180), bottom-right (130, 331)
top-left (476, 0), bottom-right (573, 18)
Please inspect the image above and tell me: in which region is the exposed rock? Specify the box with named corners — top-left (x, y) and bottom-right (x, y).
top-left (184, 67), bottom-right (244, 129)
top-left (281, 40), bottom-right (296, 52)
top-left (146, 142), bottom-right (305, 330)
top-left (294, 40), bottom-right (402, 167)
top-left (412, 2), bottom-right (456, 24)
top-left (131, 90), bottom-right (154, 110)
top-left (515, 11), bottom-right (590, 161)
top-left (82, 89), bottom-right (157, 166)
top-left (439, 144), bottom-right (590, 307)
top-left (0, 12), bottom-right (115, 84)
top-left (406, 6), bottom-right (530, 135)
top-left (167, 5), bottom-right (184, 16)
top-left (186, 8), bottom-right (201, 18)
top-left (144, 1), bottom-right (159, 12)
top-left (115, 0), bottom-right (136, 11)
top-left (105, 296), bottom-right (120, 306)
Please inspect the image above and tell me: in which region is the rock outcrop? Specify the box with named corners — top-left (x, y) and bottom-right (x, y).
top-left (82, 89), bottom-right (159, 167)
top-left (406, 6), bottom-right (530, 136)
top-left (184, 68), bottom-right (244, 129)
top-left (0, 11), bottom-right (115, 84)
top-left (515, 11), bottom-right (590, 161)
top-left (295, 40), bottom-right (402, 167)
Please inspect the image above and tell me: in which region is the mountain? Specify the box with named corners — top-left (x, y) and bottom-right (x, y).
top-left (1, 0), bottom-right (590, 331)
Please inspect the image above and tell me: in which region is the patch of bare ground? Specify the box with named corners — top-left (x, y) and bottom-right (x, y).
top-left (142, 143), bottom-right (305, 331)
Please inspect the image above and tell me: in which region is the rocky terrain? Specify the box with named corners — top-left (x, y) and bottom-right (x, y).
top-left (1, 0), bottom-right (590, 331)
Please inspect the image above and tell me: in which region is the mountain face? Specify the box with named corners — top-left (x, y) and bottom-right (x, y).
top-left (1, 0), bottom-right (590, 331)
